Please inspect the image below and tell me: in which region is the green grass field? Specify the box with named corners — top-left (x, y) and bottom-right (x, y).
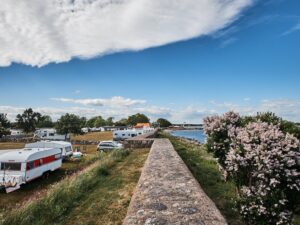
top-left (0, 149), bottom-right (149, 225)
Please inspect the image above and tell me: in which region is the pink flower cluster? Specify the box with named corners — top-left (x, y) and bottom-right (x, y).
top-left (203, 111), bottom-right (241, 167)
top-left (204, 112), bottom-right (300, 224)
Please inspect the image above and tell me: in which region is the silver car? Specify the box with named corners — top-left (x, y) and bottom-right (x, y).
top-left (97, 141), bottom-right (123, 152)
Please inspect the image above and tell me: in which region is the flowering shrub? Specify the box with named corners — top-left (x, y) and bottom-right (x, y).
top-left (203, 111), bottom-right (241, 167)
top-left (226, 121), bottom-right (300, 224)
top-left (204, 112), bottom-right (300, 225)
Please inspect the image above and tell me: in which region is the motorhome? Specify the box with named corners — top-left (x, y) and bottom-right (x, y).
top-left (113, 130), bottom-right (138, 141)
top-left (34, 128), bottom-right (69, 141)
top-left (10, 129), bottom-right (24, 136)
top-left (25, 141), bottom-right (73, 158)
top-left (0, 148), bottom-right (62, 193)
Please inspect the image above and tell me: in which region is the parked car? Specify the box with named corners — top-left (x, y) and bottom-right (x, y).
top-left (97, 141), bottom-right (123, 152)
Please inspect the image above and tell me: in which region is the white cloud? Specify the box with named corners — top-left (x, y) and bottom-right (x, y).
top-left (209, 99), bottom-right (300, 122)
top-left (219, 37), bottom-right (238, 48)
top-left (51, 96), bottom-right (146, 107)
top-left (1, 98), bottom-right (300, 124)
top-left (282, 22), bottom-right (300, 36)
top-left (0, 0), bottom-right (253, 67)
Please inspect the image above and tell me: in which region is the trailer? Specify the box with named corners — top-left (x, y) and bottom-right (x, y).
top-left (25, 141), bottom-right (73, 158)
top-left (0, 148), bottom-right (62, 193)
top-left (34, 128), bottom-right (69, 141)
top-left (113, 130), bottom-right (138, 141)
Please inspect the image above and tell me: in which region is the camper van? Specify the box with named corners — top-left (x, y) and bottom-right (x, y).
top-left (0, 148), bottom-right (62, 193)
top-left (25, 141), bottom-right (73, 158)
top-left (34, 128), bottom-right (69, 141)
top-left (113, 130), bottom-right (137, 141)
top-left (10, 129), bottom-right (24, 136)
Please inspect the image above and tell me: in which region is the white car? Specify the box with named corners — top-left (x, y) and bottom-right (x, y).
top-left (97, 141), bottom-right (123, 152)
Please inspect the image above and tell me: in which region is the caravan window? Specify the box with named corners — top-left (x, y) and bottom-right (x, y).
top-left (65, 146), bottom-right (72, 152)
top-left (1, 162), bottom-right (22, 171)
top-left (26, 161), bottom-right (35, 170)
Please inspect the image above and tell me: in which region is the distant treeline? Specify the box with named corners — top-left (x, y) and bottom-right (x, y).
top-left (0, 108), bottom-right (172, 136)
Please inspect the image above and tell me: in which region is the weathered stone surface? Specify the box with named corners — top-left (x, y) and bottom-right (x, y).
top-left (123, 139), bottom-right (227, 225)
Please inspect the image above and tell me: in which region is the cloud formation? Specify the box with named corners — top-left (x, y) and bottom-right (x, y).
top-left (0, 0), bottom-right (252, 67)
top-left (51, 96), bottom-right (146, 107)
top-left (1, 98), bottom-right (300, 123)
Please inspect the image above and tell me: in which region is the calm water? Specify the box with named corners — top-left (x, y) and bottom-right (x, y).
top-left (171, 130), bottom-right (206, 143)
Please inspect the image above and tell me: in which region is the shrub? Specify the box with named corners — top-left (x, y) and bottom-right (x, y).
top-left (226, 121), bottom-right (300, 225)
top-left (203, 111), bottom-right (241, 167)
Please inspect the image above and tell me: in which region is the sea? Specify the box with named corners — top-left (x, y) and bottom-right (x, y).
top-left (170, 129), bottom-right (206, 143)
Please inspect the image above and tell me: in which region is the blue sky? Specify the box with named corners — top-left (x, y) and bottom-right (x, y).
top-left (0, 0), bottom-right (300, 123)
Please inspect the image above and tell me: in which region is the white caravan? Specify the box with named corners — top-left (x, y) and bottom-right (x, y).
top-left (10, 129), bottom-right (24, 136)
top-left (34, 128), bottom-right (68, 141)
top-left (113, 130), bottom-right (138, 141)
top-left (0, 148), bottom-right (62, 193)
top-left (25, 141), bottom-right (73, 158)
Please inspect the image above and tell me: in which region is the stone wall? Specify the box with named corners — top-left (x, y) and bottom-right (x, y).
top-left (123, 129), bottom-right (158, 149)
top-left (123, 138), bottom-right (227, 225)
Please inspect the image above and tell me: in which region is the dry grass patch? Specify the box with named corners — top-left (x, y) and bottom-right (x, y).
top-left (71, 131), bottom-right (113, 142)
top-left (0, 142), bottom-right (25, 150)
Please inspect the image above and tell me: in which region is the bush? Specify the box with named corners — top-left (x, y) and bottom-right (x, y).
top-left (204, 112), bottom-right (300, 225)
top-left (226, 121), bottom-right (299, 225)
top-left (203, 111), bottom-right (241, 167)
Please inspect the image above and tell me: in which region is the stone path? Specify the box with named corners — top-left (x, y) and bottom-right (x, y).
top-left (123, 138), bottom-right (227, 225)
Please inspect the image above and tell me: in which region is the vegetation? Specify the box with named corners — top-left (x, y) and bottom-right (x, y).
top-left (156, 118), bottom-right (172, 128)
top-left (36, 115), bottom-right (54, 128)
top-left (55, 113), bottom-right (83, 135)
top-left (0, 149), bottom-right (149, 225)
top-left (114, 118), bottom-right (128, 126)
top-left (159, 132), bottom-right (244, 225)
top-left (15, 108), bottom-right (41, 133)
top-left (0, 114), bottom-right (10, 129)
top-left (204, 111), bottom-right (300, 225)
top-left (71, 131), bottom-right (113, 142)
top-left (127, 113), bottom-right (149, 126)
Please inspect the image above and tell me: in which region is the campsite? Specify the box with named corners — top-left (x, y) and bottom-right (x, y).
top-left (0, 132), bottom-right (114, 217)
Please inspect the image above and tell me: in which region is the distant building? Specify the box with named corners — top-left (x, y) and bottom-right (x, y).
top-left (133, 123), bottom-right (151, 129)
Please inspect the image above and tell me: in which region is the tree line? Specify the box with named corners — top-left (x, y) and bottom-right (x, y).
top-left (0, 108), bottom-right (172, 137)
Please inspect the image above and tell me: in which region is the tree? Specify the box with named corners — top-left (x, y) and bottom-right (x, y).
top-left (0, 114), bottom-right (10, 137)
top-left (16, 108), bottom-right (41, 133)
top-left (127, 113), bottom-right (150, 126)
top-left (36, 115), bottom-right (54, 128)
top-left (156, 118), bottom-right (172, 128)
top-left (86, 116), bottom-right (106, 127)
top-left (55, 113), bottom-right (82, 135)
top-left (115, 118), bottom-right (128, 126)
top-left (0, 113), bottom-right (10, 129)
top-left (0, 125), bottom-right (10, 138)
top-left (106, 117), bottom-right (114, 126)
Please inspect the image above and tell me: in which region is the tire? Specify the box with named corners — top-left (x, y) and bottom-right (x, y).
top-left (42, 171), bottom-right (50, 179)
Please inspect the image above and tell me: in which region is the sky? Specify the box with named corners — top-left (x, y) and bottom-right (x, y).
top-left (0, 0), bottom-right (300, 123)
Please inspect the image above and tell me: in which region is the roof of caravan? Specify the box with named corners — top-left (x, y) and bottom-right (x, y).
top-left (0, 148), bottom-right (61, 162)
top-left (25, 141), bottom-right (71, 148)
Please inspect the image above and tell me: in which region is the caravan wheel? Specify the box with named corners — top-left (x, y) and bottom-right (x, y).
top-left (42, 171), bottom-right (50, 179)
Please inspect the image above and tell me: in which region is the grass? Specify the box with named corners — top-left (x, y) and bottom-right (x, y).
top-left (159, 132), bottom-right (245, 225)
top-left (0, 145), bottom-right (99, 214)
top-left (71, 131), bottom-right (113, 142)
top-left (0, 142), bottom-right (25, 150)
top-left (0, 130), bottom-right (114, 212)
top-left (0, 148), bottom-right (149, 225)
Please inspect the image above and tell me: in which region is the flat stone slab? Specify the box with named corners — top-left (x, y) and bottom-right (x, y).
top-left (123, 139), bottom-right (227, 225)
